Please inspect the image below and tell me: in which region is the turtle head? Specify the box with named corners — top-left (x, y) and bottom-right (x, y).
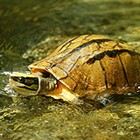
top-left (7, 72), bottom-right (57, 96)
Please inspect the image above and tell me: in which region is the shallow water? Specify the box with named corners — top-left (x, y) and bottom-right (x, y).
top-left (0, 0), bottom-right (140, 140)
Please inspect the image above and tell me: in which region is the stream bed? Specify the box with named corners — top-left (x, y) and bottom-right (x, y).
top-left (0, 0), bottom-right (140, 139)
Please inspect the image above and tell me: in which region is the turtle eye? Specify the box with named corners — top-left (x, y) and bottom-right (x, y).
top-left (18, 77), bottom-right (25, 83)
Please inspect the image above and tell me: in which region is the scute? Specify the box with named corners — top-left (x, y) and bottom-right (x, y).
top-left (29, 35), bottom-right (140, 96)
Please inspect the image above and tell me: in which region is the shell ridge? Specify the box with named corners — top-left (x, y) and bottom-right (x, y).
top-left (99, 60), bottom-right (108, 89)
top-left (118, 54), bottom-right (129, 86)
top-left (86, 49), bottom-right (138, 65)
top-left (49, 36), bottom-right (82, 60)
top-left (50, 65), bottom-right (68, 79)
top-left (69, 39), bottom-right (111, 55)
top-left (66, 56), bottom-right (81, 73)
top-left (47, 39), bottom-right (111, 68)
top-left (56, 36), bottom-right (80, 52)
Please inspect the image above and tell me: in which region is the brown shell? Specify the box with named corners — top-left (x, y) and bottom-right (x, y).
top-left (29, 35), bottom-right (140, 98)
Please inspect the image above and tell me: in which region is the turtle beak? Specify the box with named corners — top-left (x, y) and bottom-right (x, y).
top-left (6, 72), bottom-right (39, 96)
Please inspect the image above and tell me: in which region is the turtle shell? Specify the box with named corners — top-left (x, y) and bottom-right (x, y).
top-left (29, 35), bottom-right (140, 99)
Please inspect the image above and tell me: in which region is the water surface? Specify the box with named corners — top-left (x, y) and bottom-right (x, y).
top-left (0, 0), bottom-right (140, 139)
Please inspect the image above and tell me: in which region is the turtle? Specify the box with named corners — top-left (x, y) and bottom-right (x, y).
top-left (7, 35), bottom-right (140, 104)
